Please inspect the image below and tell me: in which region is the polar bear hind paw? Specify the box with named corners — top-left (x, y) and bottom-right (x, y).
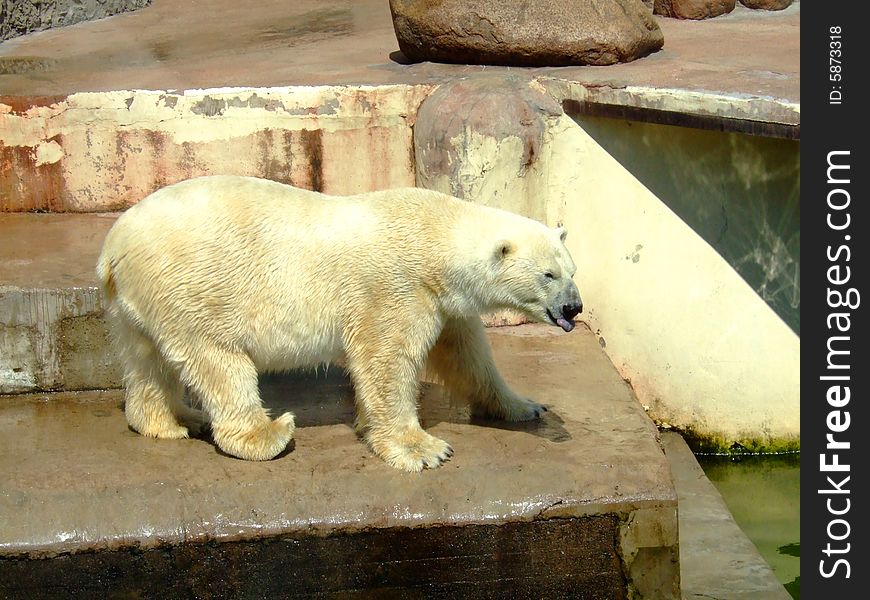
top-left (135, 421), bottom-right (191, 440)
top-left (213, 412), bottom-right (296, 461)
top-left (503, 396), bottom-right (548, 422)
top-left (474, 392), bottom-right (548, 422)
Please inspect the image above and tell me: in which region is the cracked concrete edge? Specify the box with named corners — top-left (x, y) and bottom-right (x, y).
top-left (532, 495), bottom-right (680, 598)
top-left (618, 506), bottom-right (681, 600)
top-left (532, 498), bottom-right (681, 599)
top-left (3, 504), bottom-right (677, 561)
top-left (1, 84), bottom-right (436, 145)
top-left (0, 83), bottom-right (435, 211)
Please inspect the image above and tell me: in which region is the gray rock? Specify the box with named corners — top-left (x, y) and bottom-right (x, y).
top-left (654, 0), bottom-right (736, 20)
top-left (389, 0), bottom-right (664, 67)
top-left (739, 0), bottom-right (793, 10)
top-left (0, 0), bottom-right (152, 42)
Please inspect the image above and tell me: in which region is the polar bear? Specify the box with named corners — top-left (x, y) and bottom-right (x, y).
top-left (97, 176), bottom-right (582, 471)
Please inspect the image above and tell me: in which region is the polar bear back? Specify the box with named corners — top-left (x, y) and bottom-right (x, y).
top-left (98, 176), bottom-right (544, 371)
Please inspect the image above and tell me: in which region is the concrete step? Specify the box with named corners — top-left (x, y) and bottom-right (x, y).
top-left (0, 323), bottom-right (679, 598)
top-left (0, 212), bottom-right (121, 393)
top-left (0, 0), bottom-right (798, 121)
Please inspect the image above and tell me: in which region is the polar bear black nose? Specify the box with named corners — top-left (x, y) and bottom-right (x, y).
top-left (563, 302), bottom-right (583, 319)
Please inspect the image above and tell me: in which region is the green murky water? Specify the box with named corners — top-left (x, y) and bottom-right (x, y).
top-left (697, 453), bottom-right (800, 599)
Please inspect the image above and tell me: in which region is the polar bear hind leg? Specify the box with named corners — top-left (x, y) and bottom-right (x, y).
top-left (427, 316), bottom-right (547, 422)
top-left (112, 314), bottom-right (197, 440)
top-left (179, 346), bottom-right (295, 461)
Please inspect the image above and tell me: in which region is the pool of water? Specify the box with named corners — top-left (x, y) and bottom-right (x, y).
top-left (697, 453), bottom-right (800, 599)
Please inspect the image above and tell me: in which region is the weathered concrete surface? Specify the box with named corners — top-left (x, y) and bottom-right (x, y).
top-left (662, 432), bottom-right (791, 599)
top-left (0, 0), bottom-right (151, 42)
top-left (0, 324), bottom-right (679, 598)
top-left (0, 1), bottom-right (799, 115)
top-left (0, 213), bottom-right (120, 393)
top-left (389, 0), bottom-right (663, 66)
top-left (0, 85), bottom-right (427, 211)
top-left (0, 2), bottom-right (800, 212)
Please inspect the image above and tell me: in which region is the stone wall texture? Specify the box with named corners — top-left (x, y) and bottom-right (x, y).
top-left (1, 0), bottom-right (151, 42)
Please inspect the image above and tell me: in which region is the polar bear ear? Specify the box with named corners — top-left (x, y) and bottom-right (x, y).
top-left (494, 240), bottom-right (515, 260)
top-left (555, 225), bottom-right (568, 242)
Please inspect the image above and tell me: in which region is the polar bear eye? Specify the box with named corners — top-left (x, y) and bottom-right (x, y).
top-left (544, 272), bottom-right (555, 280)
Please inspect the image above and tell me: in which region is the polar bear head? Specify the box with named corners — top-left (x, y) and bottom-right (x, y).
top-left (485, 224), bottom-right (583, 332)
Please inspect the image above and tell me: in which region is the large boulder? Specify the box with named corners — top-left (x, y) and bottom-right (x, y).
top-left (389, 0), bottom-right (664, 67)
top-left (654, 0), bottom-right (735, 20)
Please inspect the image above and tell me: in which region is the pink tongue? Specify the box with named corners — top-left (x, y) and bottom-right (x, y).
top-left (556, 317), bottom-right (575, 332)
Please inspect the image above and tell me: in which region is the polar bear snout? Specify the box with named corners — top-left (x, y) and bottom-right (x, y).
top-left (548, 282), bottom-right (583, 332)
top-left (563, 300), bottom-right (583, 319)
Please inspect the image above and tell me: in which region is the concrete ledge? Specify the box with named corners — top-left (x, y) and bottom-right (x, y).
top-left (663, 432), bottom-right (790, 600)
top-left (0, 1), bottom-right (798, 122)
top-left (0, 324), bottom-right (679, 597)
top-left (0, 213), bottom-right (120, 393)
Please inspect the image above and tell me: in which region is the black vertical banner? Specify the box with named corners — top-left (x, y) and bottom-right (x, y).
top-left (802, 2), bottom-right (866, 596)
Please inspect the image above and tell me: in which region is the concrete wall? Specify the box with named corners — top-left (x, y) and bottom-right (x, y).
top-left (572, 115), bottom-right (800, 335)
top-left (0, 85), bottom-right (431, 211)
top-left (0, 0), bottom-right (151, 42)
top-left (545, 114), bottom-right (799, 452)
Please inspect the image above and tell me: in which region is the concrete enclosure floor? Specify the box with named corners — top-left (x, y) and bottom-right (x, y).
top-left (2, 324), bottom-right (681, 597)
top-left (0, 324), bottom-right (789, 598)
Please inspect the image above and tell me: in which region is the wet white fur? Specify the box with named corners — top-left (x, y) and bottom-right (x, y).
top-left (97, 176), bottom-right (578, 471)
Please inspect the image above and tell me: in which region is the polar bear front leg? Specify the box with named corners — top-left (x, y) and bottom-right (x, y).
top-left (346, 327), bottom-right (453, 472)
top-left (427, 316), bottom-right (547, 422)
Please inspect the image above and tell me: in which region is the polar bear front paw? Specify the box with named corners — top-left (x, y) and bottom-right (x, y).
top-left (369, 428), bottom-right (454, 472)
